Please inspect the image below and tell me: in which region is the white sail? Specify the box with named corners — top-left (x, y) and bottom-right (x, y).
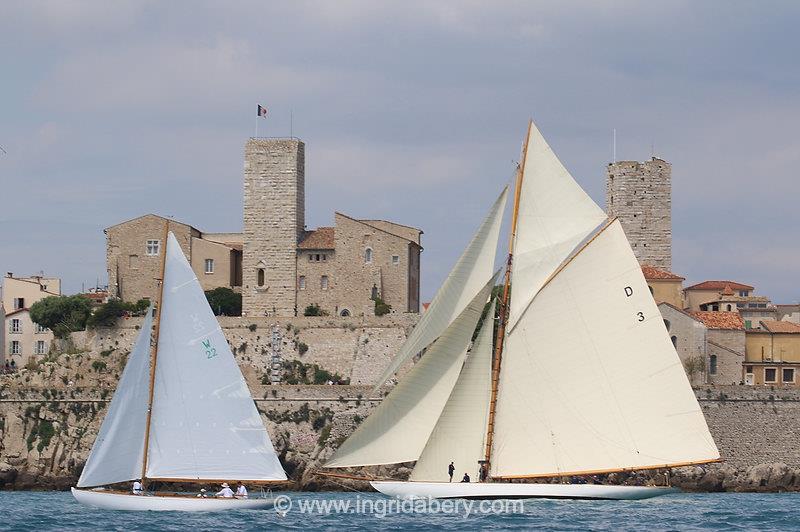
top-left (373, 187), bottom-right (508, 389)
top-left (507, 121), bottom-right (606, 329)
top-left (146, 233), bottom-right (286, 481)
top-left (410, 300), bottom-right (495, 482)
top-left (491, 220), bottom-right (720, 478)
top-left (325, 276), bottom-right (497, 468)
top-left (77, 307), bottom-right (154, 488)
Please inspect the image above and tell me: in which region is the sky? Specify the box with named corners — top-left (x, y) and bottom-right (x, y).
top-left (1, 1), bottom-right (798, 303)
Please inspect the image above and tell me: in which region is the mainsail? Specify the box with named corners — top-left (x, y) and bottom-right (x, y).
top-left (372, 187), bottom-right (508, 388)
top-left (410, 300), bottom-right (495, 482)
top-left (145, 233), bottom-right (286, 481)
top-left (491, 220), bottom-right (720, 478)
top-left (507, 121), bottom-right (606, 329)
top-left (325, 276), bottom-right (497, 468)
top-left (77, 306), bottom-right (154, 488)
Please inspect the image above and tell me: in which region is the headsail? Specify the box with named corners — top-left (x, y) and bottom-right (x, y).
top-left (77, 306), bottom-right (154, 488)
top-left (491, 220), bottom-right (720, 478)
top-left (410, 300), bottom-right (495, 482)
top-left (507, 121), bottom-right (606, 329)
top-left (325, 276), bottom-right (497, 468)
top-left (372, 187), bottom-right (508, 389)
top-left (145, 233), bottom-right (286, 482)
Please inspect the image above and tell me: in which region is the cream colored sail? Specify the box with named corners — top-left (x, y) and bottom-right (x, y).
top-left (490, 220), bottom-right (719, 478)
top-left (410, 300), bottom-right (495, 482)
top-left (325, 276), bottom-right (497, 468)
top-left (77, 306), bottom-right (154, 488)
top-left (372, 187), bottom-right (508, 389)
top-left (146, 233), bottom-right (286, 481)
top-left (507, 121), bottom-right (606, 329)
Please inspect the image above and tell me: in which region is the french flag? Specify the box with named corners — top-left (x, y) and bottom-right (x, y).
top-left (257, 104), bottom-right (268, 118)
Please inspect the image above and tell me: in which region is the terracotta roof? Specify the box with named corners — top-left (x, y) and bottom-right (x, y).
top-left (760, 320), bottom-right (800, 334)
top-left (691, 311), bottom-right (745, 330)
top-left (721, 284), bottom-right (735, 296)
top-left (298, 227), bottom-right (335, 249)
top-left (641, 265), bottom-right (684, 280)
top-left (685, 281), bottom-right (754, 291)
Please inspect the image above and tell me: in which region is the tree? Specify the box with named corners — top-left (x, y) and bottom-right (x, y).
top-left (373, 297), bottom-right (392, 316)
top-left (29, 295), bottom-right (93, 339)
top-left (204, 287), bottom-right (242, 316)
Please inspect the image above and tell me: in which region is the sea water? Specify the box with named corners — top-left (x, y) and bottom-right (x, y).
top-left (0, 491), bottom-right (798, 531)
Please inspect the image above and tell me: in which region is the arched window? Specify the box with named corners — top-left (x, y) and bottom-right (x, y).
top-left (671, 335), bottom-right (677, 348)
top-left (726, 304), bottom-right (732, 311)
top-left (321, 275), bottom-right (329, 290)
top-left (340, 309), bottom-right (351, 317)
top-left (364, 247), bottom-right (373, 264)
top-left (648, 285), bottom-right (654, 295)
top-left (257, 268), bottom-right (265, 287)
top-left (709, 355), bottom-right (718, 375)
top-left (663, 319), bottom-right (671, 332)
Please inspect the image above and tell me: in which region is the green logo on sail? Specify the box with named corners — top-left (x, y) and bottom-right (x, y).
top-left (202, 339), bottom-right (218, 359)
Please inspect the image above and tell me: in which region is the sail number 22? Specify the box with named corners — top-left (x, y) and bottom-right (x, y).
top-left (624, 286), bottom-right (645, 322)
top-left (202, 339), bottom-right (218, 359)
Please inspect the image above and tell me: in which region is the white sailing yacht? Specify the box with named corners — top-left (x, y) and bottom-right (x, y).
top-left (324, 120), bottom-right (720, 500)
top-left (72, 230), bottom-right (287, 511)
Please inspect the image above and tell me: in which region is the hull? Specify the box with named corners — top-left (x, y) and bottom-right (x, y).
top-left (71, 488), bottom-right (275, 512)
top-left (370, 481), bottom-right (677, 500)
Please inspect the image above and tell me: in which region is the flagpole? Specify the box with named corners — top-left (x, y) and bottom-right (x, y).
top-left (255, 114), bottom-right (259, 138)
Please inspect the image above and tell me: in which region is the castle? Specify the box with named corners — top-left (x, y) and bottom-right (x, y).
top-left (105, 138), bottom-right (422, 318)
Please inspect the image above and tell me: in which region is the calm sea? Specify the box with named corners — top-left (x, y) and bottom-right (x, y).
top-left (0, 491), bottom-right (798, 531)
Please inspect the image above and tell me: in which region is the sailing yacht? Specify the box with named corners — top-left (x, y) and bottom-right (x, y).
top-left (72, 230), bottom-right (287, 511)
top-left (324, 121), bottom-right (720, 500)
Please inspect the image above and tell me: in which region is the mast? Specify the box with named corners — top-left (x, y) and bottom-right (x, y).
top-left (483, 120), bottom-right (531, 477)
top-left (140, 220), bottom-right (169, 490)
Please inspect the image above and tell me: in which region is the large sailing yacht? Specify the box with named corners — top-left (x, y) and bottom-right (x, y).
top-left (323, 120), bottom-right (720, 500)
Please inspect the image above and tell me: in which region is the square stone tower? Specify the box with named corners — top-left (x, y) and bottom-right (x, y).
top-left (606, 157), bottom-right (672, 270)
top-left (243, 138), bottom-right (305, 316)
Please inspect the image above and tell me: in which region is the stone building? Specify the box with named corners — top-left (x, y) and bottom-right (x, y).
top-left (2, 273), bottom-right (60, 365)
top-left (606, 157), bottom-right (672, 270)
top-left (659, 302), bottom-right (708, 385)
top-left (684, 280), bottom-right (777, 329)
top-left (106, 137), bottom-right (422, 317)
top-left (744, 320), bottom-right (800, 386)
top-left (692, 311), bottom-right (745, 386)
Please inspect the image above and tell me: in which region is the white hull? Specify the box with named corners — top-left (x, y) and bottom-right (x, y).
top-left (371, 481), bottom-right (677, 500)
top-left (71, 487), bottom-right (275, 512)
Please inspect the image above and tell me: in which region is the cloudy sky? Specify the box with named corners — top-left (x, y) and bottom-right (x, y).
top-left (1, 1), bottom-right (798, 303)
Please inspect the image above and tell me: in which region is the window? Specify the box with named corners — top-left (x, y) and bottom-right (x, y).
top-left (648, 285), bottom-right (654, 295)
top-left (671, 335), bottom-right (677, 349)
top-left (13, 297), bottom-right (24, 310)
top-left (392, 255), bottom-right (400, 265)
top-left (146, 240), bottom-right (160, 256)
top-left (364, 248), bottom-right (373, 264)
top-left (745, 320), bottom-right (752, 329)
top-left (10, 341), bottom-right (20, 355)
top-left (321, 275), bottom-right (329, 290)
top-left (340, 309), bottom-right (351, 317)
top-left (10, 319), bottom-right (21, 333)
top-left (663, 319), bottom-right (671, 332)
top-left (765, 367), bottom-right (777, 383)
top-left (35, 323), bottom-right (47, 333)
top-left (129, 254), bottom-right (139, 269)
top-left (257, 268), bottom-right (265, 287)
top-left (746, 366), bottom-right (754, 373)
top-left (782, 368), bottom-right (795, 384)
top-left (298, 276), bottom-right (306, 290)
top-left (205, 258), bottom-right (214, 274)
top-left (371, 284), bottom-right (379, 300)
top-left (322, 254), bottom-right (327, 262)
top-left (739, 290), bottom-right (749, 297)
top-left (308, 254), bottom-right (313, 262)
top-left (35, 340), bottom-right (46, 355)
top-left (726, 304), bottom-right (732, 311)
top-left (709, 355), bottom-right (718, 375)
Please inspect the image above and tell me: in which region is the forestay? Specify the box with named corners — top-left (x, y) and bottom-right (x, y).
top-left (146, 233), bottom-right (286, 481)
top-left (491, 221), bottom-right (720, 478)
top-left (507, 121), bottom-right (606, 330)
top-left (372, 187), bottom-right (508, 389)
top-left (77, 306), bottom-right (154, 488)
top-left (325, 276), bottom-right (497, 468)
top-left (410, 300), bottom-right (495, 482)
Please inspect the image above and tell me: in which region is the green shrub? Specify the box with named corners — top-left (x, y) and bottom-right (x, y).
top-left (91, 360), bottom-right (107, 372)
top-left (373, 297), bottom-right (392, 316)
top-left (304, 304), bottom-right (323, 317)
top-left (205, 287), bottom-right (242, 316)
top-left (297, 342), bottom-right (309, 355)
top-left (248, 324), bottom-right (257, 332)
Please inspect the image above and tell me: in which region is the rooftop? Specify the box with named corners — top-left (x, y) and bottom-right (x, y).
top-left (760, 320), bottom-right (800, 334)
top-left (686, 280), bottom-right (754, 291)
top-left (641, 265), bottom-right (684, 281)
top-left (298, 227), bottom-right (335, 249)
top-left (692, 311), bottom-right (745, 330)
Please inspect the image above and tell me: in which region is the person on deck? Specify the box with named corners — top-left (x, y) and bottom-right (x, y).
top-left (448, 462), bottom-right (455, 482)
top-left (461, 473), bottom-right (470, 483)
top-left (197, 488), bottom-right (208, 498)
top-left (235, 482), bottom-right (248, 498)
top-left (132, 480), bottom-right (143, 495)
top-left (216, 483), bottom-right (234, 498)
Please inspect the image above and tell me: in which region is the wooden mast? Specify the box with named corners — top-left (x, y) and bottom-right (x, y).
top-left (140, 220), bottom-right (169, 491)
top-left (483, 120), bottom-right (531, 478)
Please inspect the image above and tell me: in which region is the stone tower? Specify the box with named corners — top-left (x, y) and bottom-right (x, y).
top-left (243, 138), bottom-right (305, 317)
top-left (606, 157), bottom-right (672, 270)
